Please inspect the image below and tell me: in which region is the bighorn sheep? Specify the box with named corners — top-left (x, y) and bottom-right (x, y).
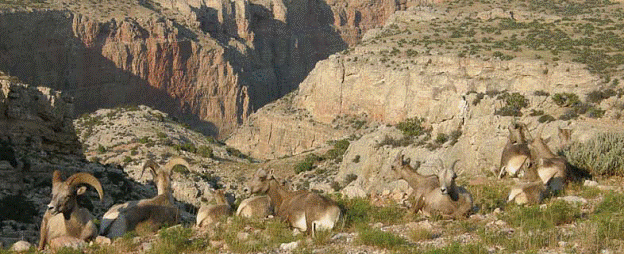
top-left (236, 195), bottom-right (273, 219)
top-left (527, 128), bottom-right (570, 192)
top-left (39, 170), bottom-right (104, 250)
top-left (508, 164), bottom-right (559, 205)
top-left (247, 168), bottom-right (341, 237)
top-left (196, 189), bottom-right (232, 227)
top-left (100, 157), bottom-right (189, 238)
top-left (498, 121), bottom-right (531, 178)
top-left (390, 154), bottom-right (473, 219)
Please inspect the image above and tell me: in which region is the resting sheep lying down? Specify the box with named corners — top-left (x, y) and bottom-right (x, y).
top-left (100, 157), bottom-right (189, 238)
top-left (39, 170), bottom-right (104, 250)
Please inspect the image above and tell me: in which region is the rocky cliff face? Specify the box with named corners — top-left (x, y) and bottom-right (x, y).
top-left (0, 0), bottom-right (406, 138)
top-left (0, 75), bottom-right (80, 156)
top-left (228, 4), bottom-right (624, 163)
top-left (0, 9), bottom-right (251, 137)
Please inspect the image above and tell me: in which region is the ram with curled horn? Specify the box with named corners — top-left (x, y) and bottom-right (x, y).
top-left (99, 157), bottom-right (189, 239)
top-left (39, 170), bottom-right (104, 250)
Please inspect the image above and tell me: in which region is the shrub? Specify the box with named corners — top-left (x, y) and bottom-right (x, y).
top-left (534, 90), bottom-right (550, 96)
top-left (174, 143), bottom-right (197, 153)
top-left (586, 89), bottom-right (616, 104)
top-left (495, 105), bottom-right (523, 116)
top-left (561, 133), bottom-right (624, 176)
top-left (156, 132), bottom-right (167, 139)
top-left (294, 154), bottom-right (320, 174)
top-left (97, 144), bottom-right (107, 154)
top-left (552, 92), bottom-right (581, 107)
top-left (448, 130), bottom-right (462, 145)
top-left (139, 136), bottom-right (152, 144)
top-left (226, 147), bottom-right (248, 159)
top-left (495, 92), bottom-right (528, 116)
top-left (396, 117), bottom-right (428, 137)
top-left (376, 135), bottom-right (414, 147)
top-left (323, 139), bottom-right (350, 162)
top-left (538, 114), bottom-right (556, 123)
top-left (558, 110), bottom-right (578, 120)
top-left (529, 109), bottom-right (544, 116)
top-left (344, 173), bottom-right (358, 185)
top-left (586, 106), bottom-right (605, 118)
top-left (197, 145), bottom-right (213, 158)
top-left (435, 133), bottom-right (448, 144)
top-left (123, 156), bottom-right (132, 163)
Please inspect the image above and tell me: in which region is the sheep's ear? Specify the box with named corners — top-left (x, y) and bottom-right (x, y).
top-left (267, 169), bottom-right (275, 179)
top-left (76, 186), bottom-right (88, 196)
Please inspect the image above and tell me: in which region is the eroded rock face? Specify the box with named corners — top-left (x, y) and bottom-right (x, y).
top-left (225, 91), bottom-right (350, 159)
top-left (295, 55), bottom-right (598, 125)
top-left (0, 78), bottom-right (80, 155)
top-left (0, 10), bottom-right (252, 137)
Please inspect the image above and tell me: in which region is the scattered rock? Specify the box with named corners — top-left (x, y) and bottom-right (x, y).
top-left (584, 180), bottom-right (599, 187)
top-left (330, 233), bottom-right (352, 242)
top-left (141, 242), bottom-right (153, 252)
top-left (601, 249), bottom-right (613, 254)
top-left (49, 236), bottom-right (86, 250)
top-left (237, 232), bottom-right (250, 241)
top-left (10, 240), bottom-right (32, 252)
top-left (280, 241), bottom-right (299, 251)
top-left (94, 236), bottom-right (111, 245)
top-left (210, 240), bottom-right (225, 249)
top-left (493, 208), bottom-right (502, 214)
top-left (494, 220), bottom-right (507, 227)
top-left (341, 184), bottom-right (367, 198)
top-left (558, 196), bottom-right (588, 205)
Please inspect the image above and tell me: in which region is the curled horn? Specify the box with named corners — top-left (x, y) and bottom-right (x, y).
top-left (437, 158), bottom-right (446, 172)
top-left (450, 159), bottom-right (461, 174)
top-left (141, 159), bottom-right (160, 179)
top-left (66, 172), bottom-right (104, 201)
top-left (52, 170), bottom-right (63, 184)
top-left (163, 157), bottom-right (190, 174)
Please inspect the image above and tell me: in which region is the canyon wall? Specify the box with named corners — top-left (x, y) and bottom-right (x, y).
top-left (0, 0), bottom-right (409, 138)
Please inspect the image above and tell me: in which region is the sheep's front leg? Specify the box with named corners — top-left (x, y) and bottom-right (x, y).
top-left (38, 215), bottom-right (50, 250)
top-left (79, 220), bottom-right (98, 241)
